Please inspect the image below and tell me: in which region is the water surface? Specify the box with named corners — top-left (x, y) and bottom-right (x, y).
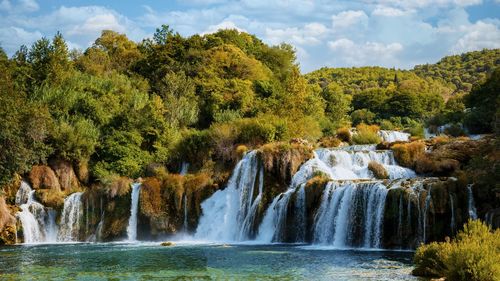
top-left (0, 243), bottom-right (419, 280)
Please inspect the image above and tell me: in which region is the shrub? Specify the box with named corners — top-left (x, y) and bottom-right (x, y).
top-left (406, 121), bottom-right (425, 139)
top-left (379, 119), bottom-right (396, 130)
top-left (237, 119), bottom-right (276, 145)
top-left (413, 241), bottom-right (450, 277)
top-left (391, 141), bottom-right (425, 167)
top-left (413, 220), bottom-right (500, 281)
top-left (368, 161), bottom-right (389, 179)
top-left (319, 136), bottom-right (341, 148)
top-left (352, 123), bottom-right (381, 144)
top-left (444, 123), bottom-right (467, 137)
top-left (351, 109), bottom-right (375, 126)
top-left (336, 127), bottom-right (352, 143)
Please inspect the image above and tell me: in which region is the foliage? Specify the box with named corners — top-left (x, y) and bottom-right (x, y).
top-left (1, 26), bottom-right (498, 188)
top-left (414, 49), bottom-right (500, 94)
top-left (463, 68), bottom-right (500, 134)
top-left (391, 141), bottom-right (426, 167)
top-left (352, 124), bottom-right (381, 144)
top-left (413, 220), bottom-right (500, 281)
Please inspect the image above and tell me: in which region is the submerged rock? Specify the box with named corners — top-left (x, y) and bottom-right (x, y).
top-left (160, 241), bottom-right (175, 246)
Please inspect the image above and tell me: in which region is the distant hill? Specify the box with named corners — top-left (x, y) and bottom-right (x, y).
top-left (413, 49), bottom-right (500, 94)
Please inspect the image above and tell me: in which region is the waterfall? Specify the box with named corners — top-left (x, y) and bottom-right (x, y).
top-left (45, 209), bottom-right (58, 242)
top-left (58, 192), bottom-right (83, 242)
top-left (467, 184), bottom-right (478, 220)
top-left (378, 130), bottom-right (410, 143)
top-left (180, 162), bottom-right (189, 175)
top-left (315, 147), bottom-right (416, 180)
top-left (183, 194), bottom-right (188, 232)
top-left (256, 189), bottom-right (295, 243)
top-left (126, 183), bottom-right (141, 241)
top-left (15, 181), bottom-right (50, 244)
top-left (312, 181), bottom-right (388, 248)
top-left (195, 151), bottom-right (262, 241)
top-left (423, 187), bottom-right (432, 243)
top-left (449, 194), bottom-right (456, 234)
top-left (294, 184), bottom-right (307, 242)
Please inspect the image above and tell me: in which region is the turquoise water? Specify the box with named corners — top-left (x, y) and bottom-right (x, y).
top-left (0, 242), bottom-right (419, 280)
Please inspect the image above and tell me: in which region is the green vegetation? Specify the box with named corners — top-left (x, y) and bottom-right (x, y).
top-left (413, 220), bottom-right (500, 281)
top-left (0, 25), bottom-right (498, 188)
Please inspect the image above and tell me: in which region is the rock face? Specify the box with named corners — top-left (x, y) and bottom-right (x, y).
top-left (0, 196), bottom-right (17, 245)
top-left (49, 159), bottom-right (79, 192)
top-left (29, 165), bottom-right (61, 191)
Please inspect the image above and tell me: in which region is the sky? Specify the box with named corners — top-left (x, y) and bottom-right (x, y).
top-left (0, 0), bottom-right (499, 73)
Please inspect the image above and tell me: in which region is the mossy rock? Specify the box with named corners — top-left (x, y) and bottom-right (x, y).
top-left (160, 241), bottom-right (175, 246)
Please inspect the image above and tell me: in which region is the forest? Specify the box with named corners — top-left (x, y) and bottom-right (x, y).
top-left (1, 27), bottom-right (498, 190)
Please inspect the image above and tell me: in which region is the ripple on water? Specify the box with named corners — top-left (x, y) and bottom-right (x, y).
top-left (0, 243), bottom-right (418, 280)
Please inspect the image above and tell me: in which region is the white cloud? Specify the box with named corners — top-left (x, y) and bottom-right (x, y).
top-left (203, 20), bottom-right (247, 34)
top-left (328, 38), bottom-right (403, 67)
top-left (451, 21), bottom-right (500, 53)
top-left (372, 6), bottom-right (409, 16)
top-left (265, 22), bottom-right (328, 46)
top-left (0, 26), bottom-right (42, 51)
top-left (332, 10), bottom-right (368, 29)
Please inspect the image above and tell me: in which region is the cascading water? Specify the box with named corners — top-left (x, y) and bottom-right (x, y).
top-left (467, 184), bottom-right (478, 220)
top-left (312, 181), bottom-right (388, 248)
top-left (195, 151), bottom-right (262, 241)
top-left (378, 130), bottom-right (410, 143)
top-left (15, 181), bottom-right (52, 244)
top-left (449, 194), bottom-right (456, 234)
top-left (126, 183), bottom-right (141, 241)
top-left (58, 192), bottom-right (83, 242)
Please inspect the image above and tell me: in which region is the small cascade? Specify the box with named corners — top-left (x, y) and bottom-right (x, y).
top-left (195, 151), bottom-right (262, 241)
top-left (294, 184), bottom-right (307, 242)
top-left (182, 194), bottom-right (188, 232)
top-left (95, 197), bottom-right (105, 242)
top-left (180, 162), bottom-right (189, 175)
top-left (58, 192), bottom-right (83, 242)
top-left (449, 194), bottom-right (456, 234)
top-left (15, 181), bottom-right (50, 243)
top-left (378, 130), bottom-right (410, 143)
top-left (467, 184), bottom-right (478, 220)
top-left (312, 181), bottom-right (388, 248)
top-left (315, 147), bottom-right (416, 180)
top-left (45, 209), bottom-right (58, 242)
top-left (256, 189), bottom-right (295, 243)
top-left (423, 187), bottom-right (432, 244)
top-left (126, 183), bottom-right (141, 241)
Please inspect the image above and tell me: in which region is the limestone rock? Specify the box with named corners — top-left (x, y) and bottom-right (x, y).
top-left (49, 159), bottom-right (79, 192)
top-left (29, 165), bottom-right (61, 191)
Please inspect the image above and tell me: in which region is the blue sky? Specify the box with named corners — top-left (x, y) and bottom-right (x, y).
top-left (1, 0), bottom-right (499, 72)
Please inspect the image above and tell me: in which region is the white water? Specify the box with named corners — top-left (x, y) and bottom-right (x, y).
top-left (15, 181), bottom-right (52, 243)
top-left (126, 183), bottom-right (141, 241)
top-left (195, 151), bottom-right (262, 241)
top-left (312, 181), bottom-right (388, 248)
top-left (314, 147), bottom-right (416, 180)
top-left (467, 184), bottom-right (478, 220)
top-left (58, 192), bottom-right (83, 242)
top-left (378, 130), bottom-right (410, 143)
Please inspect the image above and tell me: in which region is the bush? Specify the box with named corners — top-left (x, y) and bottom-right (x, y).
top-left (319, 136), bottom-right (341, 148)
top-left (405, 121), bottom-right (425, 139)
top-left (368, 161), bottom-right (389, 179)
top-left (352, 123), bottom-right (381, 144)
top-left (413, 220), bottom-right (500, 281)
top-left (444, 123), bottom-right (467, 137)
top-left (237, 119), bottom-right (276, 144)
top-left (391, 141), bottom-right (425, 167)
top-left (336, 127), bottom-right (352, 143)
top-left (379, 119), bottom-right (396, 130)
top-left (351, 109), bottom-right (375, 126)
